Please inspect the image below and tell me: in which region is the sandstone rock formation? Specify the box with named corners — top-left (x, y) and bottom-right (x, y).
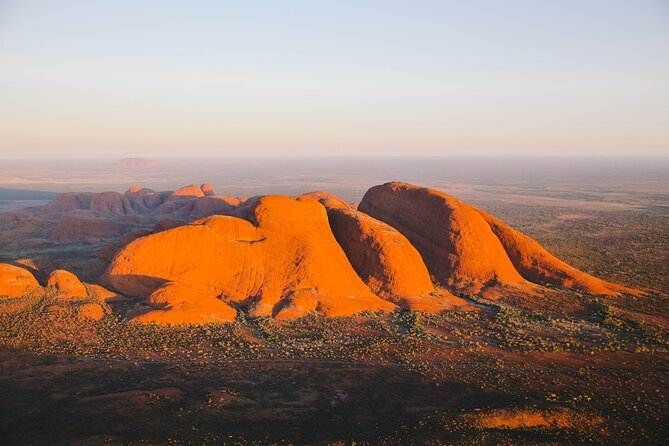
top-left (185, 196), bottom-right (242, 219)
top-left (201, 183), bottom-right (215, 196)
top-left (79, 303), bottom-right (105, 320)
top-left (149, 184), bottom-right (205, 217)
top-left (104, 196), bottom-right (397, 319)
top-left (47, 269), bottom-right (87, 298)
top-left (299, 191), bottom-right (352, 209)
top-left (49, 215), bottom-right (123, 242)
top-left (87, 284), bottom-right (123, 302)
top-left (316, 196), bottom-right (468, 312)
top-left (359, 182), bottom-right (638, 295)
top-left (43, 192), bottom-right (133, 216)
top-left (124, 187), bottom-right (171, 214)
top-left (0, 263), bottom-right (40, 297)
top-left (129, 282), bottom-right (237, 324)
top-left (359, 182), bottom-right (524, 292)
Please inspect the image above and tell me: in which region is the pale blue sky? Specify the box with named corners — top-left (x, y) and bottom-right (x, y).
top-left (0, 0), bottom-right (668, 158)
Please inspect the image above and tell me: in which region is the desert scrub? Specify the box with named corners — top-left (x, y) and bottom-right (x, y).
top-left (395, 310), bottom-right (428, 339)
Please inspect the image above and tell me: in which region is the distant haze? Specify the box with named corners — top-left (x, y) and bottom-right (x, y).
top-left (0, 1), bottom-right (668, 158)
top-left (0, 157), bottom-right (667, 212)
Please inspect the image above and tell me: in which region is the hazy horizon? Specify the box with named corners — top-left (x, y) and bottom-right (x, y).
top-left (1, 1), bottom-right (668, 158)
top-left (1, 157), bottom-right (667, 212)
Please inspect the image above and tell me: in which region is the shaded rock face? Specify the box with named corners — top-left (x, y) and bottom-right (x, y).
top-left (324, 205), bottom-right (470, 312)
top-left (47, 269), bottom-right (87, 298)
top-left (0, 263), bottom-right (40, 297)
top-left (129, 282), bottom-right (237, 325)
top-left (43, 192), bottom-right (133, 216)
top-left (124, 188), bottom-right (172, 214)
top-left (326, 206), bottom-right (434, 298)
top-left (200, 183), bottom-right (215, 196)
top-left (299, 191), bottom-right (352, 210)
top-left (359, 182), bottom-right (524, 291)
top-left (104, 196), bottom-right (397, 319)
top-left (49, 215), bottom-right (123, 242)
top-left (359, 182), bottom-right (637, 295)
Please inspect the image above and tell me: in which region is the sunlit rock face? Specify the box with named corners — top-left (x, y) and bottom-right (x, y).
top-left (359, 182), bottom-right (640, 296)
top-left (103, 195), bottom-right (397, 320)
top-left (0, 263), bottom-right (40, 297)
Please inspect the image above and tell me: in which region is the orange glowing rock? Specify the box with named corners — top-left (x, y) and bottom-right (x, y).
top-left (359, 182), bottom-right (639, 295)
top-left (299, 191), bottom-right (352, 209)
top-left (79, 303), bottom-right (105, 321)
top-left (129, 282), bottom-right (237, 325)
top-left (104, 196), bottom-right (397, 320)
top-left (360, 182), bottom-right (524, 292)
top-left (0, 263), bottom-right (40, 297)
top-left (47, 269), bottom-right (87, 298)
top-left (324, 204), bottom-right (468, 312)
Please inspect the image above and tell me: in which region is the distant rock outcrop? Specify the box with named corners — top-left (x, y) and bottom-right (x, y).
top-left (43, 192), bottom-right (133, 216)
top-left (0, 263), bottom-right (40, 297)
top-left (104, 196), bottom-right (397, 319)
top-left (49, 215), bottom-right (123, 242)
top-left (201, 183), bottom-right (215, 196)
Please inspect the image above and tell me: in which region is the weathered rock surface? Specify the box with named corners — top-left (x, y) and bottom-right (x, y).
top-left (49, 215), bottom-right (123, 242)
top-left (324, 204), bottom-right (468, 312)
top-left (87, 284), bottom-right (123, 302)
top-left (129, 282), bottom-right (237, 324)
top-left (359, 182), bottom-right (638, 295)
top-left (359, 182), bottom-right (524, 292)
top-left (0, 263), bottom-right (40, 297)
top-left (79, 303), bottom-right (105, 320)
top-left (43, 192), bottom-right (133, 216)
top-left (200, 183), bottom-right (215, 196)
top-left (104, 196), bottom-right (397, 319)
top-left (47, 269), bottom-right (87, 298)
top-left (299, 191), bottom-right (352, 209)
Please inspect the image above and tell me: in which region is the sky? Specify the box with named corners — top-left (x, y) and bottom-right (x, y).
top-left (0, 0), bottom-right (668, 158)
